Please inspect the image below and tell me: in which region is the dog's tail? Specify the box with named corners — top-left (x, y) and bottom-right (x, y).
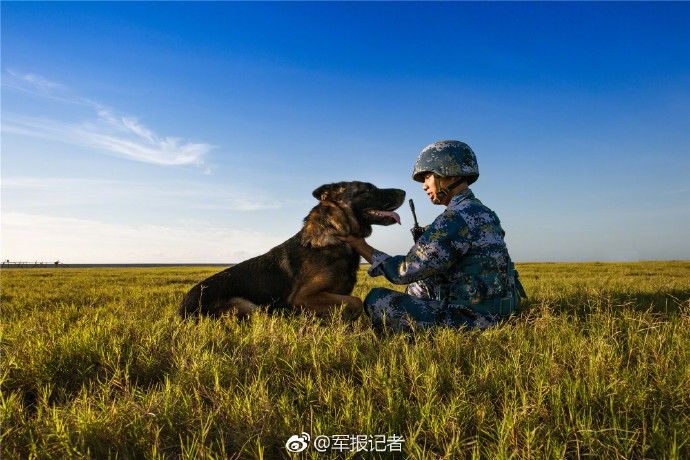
top-left (178, 283), bottom-right (259, 318)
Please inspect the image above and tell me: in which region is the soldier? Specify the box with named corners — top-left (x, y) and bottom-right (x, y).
top-left (339, 140), bottom-right (526, 332)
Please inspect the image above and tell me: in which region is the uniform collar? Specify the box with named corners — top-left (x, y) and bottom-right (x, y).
top-left (448, 188), bottom-right (474, 207)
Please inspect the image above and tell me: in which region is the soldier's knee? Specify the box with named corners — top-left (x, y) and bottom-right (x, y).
top-left (363, 287), bottom-right (393, 332)
top-left (363, 287), bottom-right (393, 309)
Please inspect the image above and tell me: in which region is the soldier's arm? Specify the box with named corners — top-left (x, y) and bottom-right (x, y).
top-left (370, 210), bottom-right (470, 285)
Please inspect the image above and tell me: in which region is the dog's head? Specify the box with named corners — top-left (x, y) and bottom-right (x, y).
top-left (303, 181), bottom-right (406, 247)
top-left (312, 181), bottom-right (406, 227)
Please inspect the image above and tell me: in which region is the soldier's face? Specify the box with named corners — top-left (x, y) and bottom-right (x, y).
top-left (422, 173), bottom-right (443, 205)
top-left (422, 174), bottom-right (463, 205)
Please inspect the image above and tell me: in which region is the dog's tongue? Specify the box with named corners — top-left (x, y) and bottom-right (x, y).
top-left (378, 210), bottom-right (401, 225)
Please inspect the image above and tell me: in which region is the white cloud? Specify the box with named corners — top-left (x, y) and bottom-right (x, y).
top-left (4, 70), bottom-right (91, 106)
top-left (17, 72), bottom-right (65, 92)
top-left (2, 70), bottom-right (213, 169)
top-left (3, 70), bottom-right (66, 93)
top-left (1, 212), bottom-right (284, 263)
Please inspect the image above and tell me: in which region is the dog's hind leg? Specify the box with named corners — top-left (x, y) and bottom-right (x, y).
top-left (229, 297), bottom-right (260, 316)
top-left (210, 297), bottom-right (259, 318)
top-left (179, 279), bottom-right (259, 318)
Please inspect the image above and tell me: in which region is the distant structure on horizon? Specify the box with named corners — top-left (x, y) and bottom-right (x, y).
top-left (0, 260), bottom-right (236, 268)
top-left (1, 260), bottom-right (65, 268)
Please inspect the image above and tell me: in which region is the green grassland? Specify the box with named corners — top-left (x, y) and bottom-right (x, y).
top-left (1, 262), bottom-right (689, 459)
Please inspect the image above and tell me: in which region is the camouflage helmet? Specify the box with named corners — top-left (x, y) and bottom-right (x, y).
top-left (412, 140), bottom-right (479, 185)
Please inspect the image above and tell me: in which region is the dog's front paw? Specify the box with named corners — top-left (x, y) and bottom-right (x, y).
top-left (342, 304), bottom-right (364, 322)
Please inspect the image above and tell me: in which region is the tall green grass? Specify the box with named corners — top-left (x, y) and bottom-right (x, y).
top-left (2, 262), bottom-right (689, 458)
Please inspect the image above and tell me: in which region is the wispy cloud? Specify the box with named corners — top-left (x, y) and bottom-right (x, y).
top-left (8, 71), bottom-right (65, 92)
top-left (4, 70), bottom-right (98, 108)
top-left (2, 70), bottom-right (213, 170)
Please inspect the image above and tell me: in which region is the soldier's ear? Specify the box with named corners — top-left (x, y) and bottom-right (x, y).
top-left (312, 183), bottom-right (335, 201)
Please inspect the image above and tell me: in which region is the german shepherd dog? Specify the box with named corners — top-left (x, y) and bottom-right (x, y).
top-left (179, 181), bottom-right (405, 318)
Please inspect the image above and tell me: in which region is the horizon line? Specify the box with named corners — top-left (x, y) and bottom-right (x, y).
top-left (2, 260), bottom-right (689, 269)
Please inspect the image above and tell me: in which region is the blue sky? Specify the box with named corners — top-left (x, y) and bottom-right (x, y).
top-left (2, 2), bottom-right (689, 263)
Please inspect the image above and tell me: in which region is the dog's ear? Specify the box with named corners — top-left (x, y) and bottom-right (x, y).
top-left (312, 184), bottom-right (333, 201)
top-left (312, 183), bottom-right (344, 201)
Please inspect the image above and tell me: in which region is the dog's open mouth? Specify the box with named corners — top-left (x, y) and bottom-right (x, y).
top-left (366, 209), bottom-right (401, 225)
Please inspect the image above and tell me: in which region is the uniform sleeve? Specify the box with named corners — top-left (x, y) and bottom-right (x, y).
top-left (367, 209), bottom-right (471, 285)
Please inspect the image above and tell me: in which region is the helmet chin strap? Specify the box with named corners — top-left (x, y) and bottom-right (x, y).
top-left (434, 176), bottom-right (466, 204)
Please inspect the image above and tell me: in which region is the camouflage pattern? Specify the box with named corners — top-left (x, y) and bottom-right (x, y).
top-left (412, 140), bottom-right (479, 184)
top-left (363, 188), bottom-right (520, 332)
top-left (364, 287), bottom-right (501, 332)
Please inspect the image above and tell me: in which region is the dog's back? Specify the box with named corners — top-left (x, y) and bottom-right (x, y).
top-left (179, 234), bottom-right (303, 316)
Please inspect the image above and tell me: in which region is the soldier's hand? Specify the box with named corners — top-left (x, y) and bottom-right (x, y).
top-left (411, 225), bottom-right (428, 243)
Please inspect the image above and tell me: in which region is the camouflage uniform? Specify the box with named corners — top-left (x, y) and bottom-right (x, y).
top-left (364, 188), bottom-right (523, 332)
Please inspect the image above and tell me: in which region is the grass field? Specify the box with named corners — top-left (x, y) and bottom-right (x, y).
top-left (1, 262), bottom-right (689, 459)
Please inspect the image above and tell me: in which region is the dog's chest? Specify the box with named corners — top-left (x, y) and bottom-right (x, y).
top-left (309, 245), bottom-right (360, 292)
